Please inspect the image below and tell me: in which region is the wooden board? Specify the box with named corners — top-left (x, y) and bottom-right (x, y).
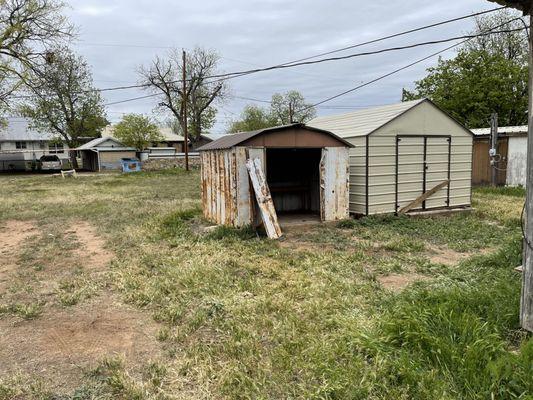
top-left (246, 158), bottom-right (282, 239)
top-left (399, 180), bottom-right (450, 214)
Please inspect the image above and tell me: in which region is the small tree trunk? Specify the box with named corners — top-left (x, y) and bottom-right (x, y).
top-left (69, 150), bottom-right (79, 169)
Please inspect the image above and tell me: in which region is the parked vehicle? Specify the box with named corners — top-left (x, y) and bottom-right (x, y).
top-left (39, 155), bottom-right (62, 172)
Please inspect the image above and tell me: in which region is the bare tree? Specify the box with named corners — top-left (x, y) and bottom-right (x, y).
top-left (465, 8), bottom-right (528, 62)
top-left (139, 47), bottom-right (228, 142)
top-left (0, 0), bottom-right (74, 118)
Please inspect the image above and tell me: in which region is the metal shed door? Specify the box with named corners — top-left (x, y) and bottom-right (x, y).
top-left (396, 136), bottom-right (451, 212)
top-left (320, 147), bottom-right (350, 221)
top-left (425, 136), bottom-right (451, 209)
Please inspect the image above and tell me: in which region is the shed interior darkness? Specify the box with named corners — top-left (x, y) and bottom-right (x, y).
top-left (266, 148), bottom-right (321, 215)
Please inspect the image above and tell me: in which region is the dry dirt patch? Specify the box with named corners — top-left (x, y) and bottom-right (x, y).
top-left (378, 273), bottom-right (429, 291)
top-left (66, 221), bottom-right (114, 270)
top-left (426, 244), bottom-right (493, 266)
top-left (0, 295), bottom-right (161, 392)
top-left (0, 220), bottom-right (38, 287)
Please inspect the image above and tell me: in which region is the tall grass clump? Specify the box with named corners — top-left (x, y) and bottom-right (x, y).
top-left (160, 208), bottom-right (201, 238)
top-left (366, 238), bottom-right (532, 399)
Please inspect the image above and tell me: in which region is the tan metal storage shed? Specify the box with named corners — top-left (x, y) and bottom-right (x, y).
top-left (308, 99), bottom-right (474, 216)
top-left (197, 124), bottom-right (353, 227)
top-left (75, 137), bottom-right (137, 171)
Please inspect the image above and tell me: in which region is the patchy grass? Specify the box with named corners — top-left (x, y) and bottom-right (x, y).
top-left (0, 172), bottom-right (531, 399)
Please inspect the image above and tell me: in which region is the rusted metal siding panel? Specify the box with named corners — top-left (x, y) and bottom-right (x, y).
top-left (246, 148), bottom-right (266, 227)
top-left (320, 147), bottom-right (350, 221)
top-left (201, 149), bottom-right (243, 227)
top-left (235, 147), bottom-right (253, 226)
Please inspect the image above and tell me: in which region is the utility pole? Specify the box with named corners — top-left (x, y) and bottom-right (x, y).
top-left (490, 113), bottom-right (499, 187)
top-left (289, 102), bottom-right (294, 124)
top-left (522, 7), bottom-right (533, 332)
top-left (182, 49), bottom-right (190, 172)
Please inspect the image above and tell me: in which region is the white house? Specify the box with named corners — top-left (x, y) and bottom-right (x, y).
top-left (0, 118), bottom-right (70, 171)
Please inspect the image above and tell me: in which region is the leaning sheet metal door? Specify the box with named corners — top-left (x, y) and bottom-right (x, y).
top-left (425, 136), bottom-right (451, 209)
top-left (396, 136), bottom-right (425, 213)
top-left (320, 147), bottom-right (350, 221)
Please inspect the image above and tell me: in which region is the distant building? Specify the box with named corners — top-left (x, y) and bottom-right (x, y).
top-left (0, 118), bottom-right (70, 171)
top-left (75, 137), bottom-right (136, 171)
top-left (103, 125), bottom-right (227, 152)
top-left (471, 126), bottom-right (527, 187)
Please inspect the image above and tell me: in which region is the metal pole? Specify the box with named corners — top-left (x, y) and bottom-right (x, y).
top-left (182, 49), bottom-right (190, 172)
top-left (490, 113), bottom-right (499, 186)
top-left (521, 10), bottom-right (533, 332)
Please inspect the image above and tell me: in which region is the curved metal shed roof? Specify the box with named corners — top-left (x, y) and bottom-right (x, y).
top-left (196, 123), bottom-right (353, 151)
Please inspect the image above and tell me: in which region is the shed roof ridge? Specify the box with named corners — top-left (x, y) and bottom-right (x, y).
top-left (307, 99), bottom-right (427, 138)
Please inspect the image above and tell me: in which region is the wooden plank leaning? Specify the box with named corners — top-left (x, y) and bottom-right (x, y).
top-left (245, 158), bottom-right (282, 239)
top-left (398, 180), bottom-right (450, 214)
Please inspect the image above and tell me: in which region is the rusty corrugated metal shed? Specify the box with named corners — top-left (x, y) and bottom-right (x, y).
top-left (196, 123), bottom-right (353, 151)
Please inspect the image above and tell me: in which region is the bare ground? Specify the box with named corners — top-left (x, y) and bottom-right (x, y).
top-left (0, 220), bottom-right (39, 290)
top-left (0, 295), bottom-right (161, 392)
top-left (0, 219), bottom-right (162, 392)
top-left (377, 274), bottom-right (429, 291)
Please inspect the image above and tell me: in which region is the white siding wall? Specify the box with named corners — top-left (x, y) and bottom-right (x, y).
top-left (367, 101), bottom-right (472, 214)
top-left (506, 136), bottom-right (527, 187)
top-left (0, 140), bottom-right (70, 171)
top-left (347, 136), bottom-right (366, 215)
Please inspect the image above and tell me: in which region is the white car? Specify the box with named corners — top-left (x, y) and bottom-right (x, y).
top-left (39, 155), bottom-right (62, 172)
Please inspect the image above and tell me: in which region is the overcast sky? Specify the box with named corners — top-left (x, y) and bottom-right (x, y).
top-left (67, 0), bottom-right (498, 133)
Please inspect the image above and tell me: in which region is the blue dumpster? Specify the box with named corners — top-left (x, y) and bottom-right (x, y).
top-left (121, 158), bottom-right (141, 173)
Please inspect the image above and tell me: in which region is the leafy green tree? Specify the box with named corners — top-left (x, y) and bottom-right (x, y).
top-left (228, 91), bottom-right (316, 133)
top-left (112, 114), bottom-right (162, 151)
top-left (270, 91), bottom-right (316, 125)
top-left (403, 10), bottom-right (528, 128)
top-left (228, 105), bottom-right (277, 133)
top-left (20, 47), bottom-right (108, 167)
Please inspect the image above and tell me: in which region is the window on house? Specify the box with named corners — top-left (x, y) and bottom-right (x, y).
top-left (15, 141), bottom-right (27, 149)
top-left (39, 141), bottom-right (46, 150)
top-left (49, 143), bottom-right (64, 154)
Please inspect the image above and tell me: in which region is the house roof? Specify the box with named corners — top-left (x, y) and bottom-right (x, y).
top-left (75, 136), bottom-right (135, 151)
top-left (0, 118), bottom-right (57, 141)
top-left (158, 127), bottom-right (186, 142)
top-left (308, 99), bottom-right (426, 138)
top-left (200, 133), bottom-right (227, 142)
top-left (196, 123), bottom-right (353, 151)
top-left (103, 125), bottom-right (186, 142)
top-left (471, 125), bottom-right (528, 136)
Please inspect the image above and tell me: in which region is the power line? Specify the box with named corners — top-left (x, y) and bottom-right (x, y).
top-left (302, 18), bottom-right (526, 111)
top-left (9, 9), bottom-right (516, 106)
top-left (200, 27), bottom-right (526, 82)
top-left (103, 25), bottom-right (526, 106)
top-left (103, 93), bottom-right (160, 106)
top-left (59, 7), bottom-right (512, 95)
top-left (280, 6), bottom-right (507, 65)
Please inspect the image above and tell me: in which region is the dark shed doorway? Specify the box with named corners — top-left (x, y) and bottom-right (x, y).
top-left (266, 148), bottom-right (322, 215)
